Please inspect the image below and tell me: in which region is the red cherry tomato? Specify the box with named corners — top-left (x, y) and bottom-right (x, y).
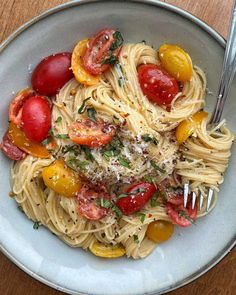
top-left (21, 96), bottom-right (51, 143)
top-left (31, 52), bottom-right (73, 96)
top-left (68, 119), bottom-right (116, 147)
top-left (138, 64), bottom-right (179, 106)
top-left (116, 183), bottom-right (156, 215)
top-left (76, 184), bottom-right (111, 220)
top-left (1, 132), bottom-right (26, 160)
top-left (83, 28), bottom-right (123, 75)
top-left (166, 194), bottom-right (198, 227)
top-left (9, 88), bottom-right (35, 126)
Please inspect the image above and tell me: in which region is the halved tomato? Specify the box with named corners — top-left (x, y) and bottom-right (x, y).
top-left (68, 119), bottom-right (116, 147)
top-left (83, 28), bottom-right (123, 75)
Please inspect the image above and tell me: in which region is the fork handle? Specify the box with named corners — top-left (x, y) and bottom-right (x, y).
top-left (210, 0), bottom-right (236, 124)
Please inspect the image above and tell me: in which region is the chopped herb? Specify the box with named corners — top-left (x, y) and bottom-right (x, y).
top-left (103, 149), bottom-right (120, 161)
top-left (55, 134), bottom-right (69, 139)
top-left (133, 235), bottom-right (139, 244)
top-left (143, 175), bottom-right (154, 184)
top-left (102, 55), bottom-right (118, 65)
top-left (111, 203), bottom-right (123, 218)
top-left (97, 198), bottom-right (111, 209)
top-left (118, 156), bottom-right (131, 168)
top-left (67, 159), bottom-right (89, 171)
top-left (141, 134), bottom-right (159, 145)
top-left (150, 160), bottom-right (166, 173)
top-left (87, 107), bottom-right (97, 122)
top-left (48, 128), bottom-right (54, 136)
top-left (110, 137), bottom-right (124, 149)
top-left (150, 191), bottom-right (160, 207)
top-left (110, 31), bottom-right (124, 51)
top-left (137, 213), bottom-right (146, 223)
top-left (33, 221), bottom-right (40, 230)
top-left (117, 188), bottom-right (147, 199)
top-left (78, 97), bottom-right (91, 114)
top-left (55, 116), bottom-right (62, 123)
top-left (179, 210), bottom-right (195, 224)
top-left (81, 146), bottom-right (94, 161)
top-left (17, 205), bottom-right (24, 213)
top-left (41, 137), bottom-right (51, 145)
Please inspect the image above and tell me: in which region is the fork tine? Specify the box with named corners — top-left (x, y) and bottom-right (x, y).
top-left (199, 194), bottom-right (204, 210)
top-left (192, 192), bottom-right (197, 209)
top-left (184, 183), bottom-right (189, 207)
top-left (206, 188), bottom-right (214, 211)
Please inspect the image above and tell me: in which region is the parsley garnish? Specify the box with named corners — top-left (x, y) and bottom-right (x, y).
top-left (178, 210), bottom-right (195, 224)
top-left (118, 156), bottom-right (131, 168)
top-left (55, 116), bottom-right (62, 123)
top-left (41, 137), bottom-right (51, 146)
top-left (133, 235), bottom-right (139, 244)
top-left (81, 146), bottom-right (94, 161)
top-left (55, 134), bottom-right (69, 139)
top-left (111, 203), bottom-right (123, 218)
top-left (48, 128), bottom-right (54, 136)
top-left (96, 198), bottom-right (111, 209)
top-left (78, 97), bottom-right (91, 114)
top-left (33, 221), bottom-right (40, 230)
top-left (141, 134), bottom-right (159, 145)
top-left (150, 191), bottom-right (160, 207)
top-left (102, 55), bottom-right (118, 65)
top-left (150, 160), bottom-right (166, 173)
top-left (103, 149), bottom-right (120, 161)
top-left (67, 159), bottom-right (89, 171)
top-left (110, 31), bottom-right (124, 51)
top-left (137, 213), bottom-right (146, 223)
top-left (87, 107), bottom-right (97, 122)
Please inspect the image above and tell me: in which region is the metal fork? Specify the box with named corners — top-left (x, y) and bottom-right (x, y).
top-left (184, 0), bottom-right (236, 211)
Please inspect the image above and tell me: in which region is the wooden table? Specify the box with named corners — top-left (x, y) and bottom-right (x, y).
top-left (0, 0), bottom-right (235, 294)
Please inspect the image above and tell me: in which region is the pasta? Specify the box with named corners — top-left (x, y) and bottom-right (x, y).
top-left (9, 39), bottom-right (234, 259)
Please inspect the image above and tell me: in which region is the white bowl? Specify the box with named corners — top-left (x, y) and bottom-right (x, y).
top-left (0, 1), bottom-right (235, 294)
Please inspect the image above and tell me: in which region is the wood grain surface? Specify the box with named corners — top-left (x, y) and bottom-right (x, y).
top-left (0, 0), bottom-right (236, 294)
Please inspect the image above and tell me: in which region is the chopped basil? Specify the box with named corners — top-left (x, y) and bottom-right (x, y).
top-left (143, 175), bottom-right (154, 184)
top-left (142, 134), bottom-right (159, 145)
top-left (33, 221), bottom-right (40, 230)
top-left (111, 203), bottom-right (123, 218)
top-left (41, 137), bottom-right (51, 146)
top-left (150, 160), bottom-right (166, 173)
top-left (97, 198), bottom-right (111, 209)
top-left (67, 159), bottom-right (89, 171)
top-left (150, 191), bottom-right (160, 207)
top-left (117, 188), bottom-right (147, 199)
top-left (137, 213), bottom-right (146, 223)
top-left (178, 210), bottom-right (195, 224)
top-left (110, 31), bottom-right (124, 51)
top-left (81, 146), bottom-right (94, 161)
top-left (133, 235), bottom-right (139, 244)
top-left (103, 149), bottom-right (120, 161)
top-left (55, 134), bottom-right (69, 139)
top-left (102, 55), bottom-right (118, 65)
top-left (87, 107), bottom-right (97, 122)
top-left (78, 97), bottom-right (91, 114)
top-left (48, 128), bottom-right (54, 136)
top-left (55, 116), bottom-right (62, 123)
top-left (118, 156), bottom-right (131, 168)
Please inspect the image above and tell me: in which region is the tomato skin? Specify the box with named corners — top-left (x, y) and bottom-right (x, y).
top-left (146, 220), bottom-right (174, 243)
top-left (9, 88), bottom-right (35, 126)
top-left (83, 28), bottom-right (122, 75)
top-left (166, 194), bottom-right (198, 227)
top-left (1, 132), bottom-right (26, 161)
top-left (31, 52), bottom-right (73, 96)
top-left (116, 183), bottom-right (156, 215)
top-left (21, 96), bottom-right (51, 143)
top-left (68, 119), bottom-right (116, 147)
top-left (76, 184), bottom-right (111, 220)
top-left (138, 64), bottom-right (179, 106)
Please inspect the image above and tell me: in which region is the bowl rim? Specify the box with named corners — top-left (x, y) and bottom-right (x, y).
top-left (0, 1), bottom-right (235, 295)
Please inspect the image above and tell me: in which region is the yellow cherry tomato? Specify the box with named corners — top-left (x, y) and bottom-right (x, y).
top-left (42, 159), bottom-right (82, 198)
top-left (89, 242), bottom-right (126, 258)
top-left (71, 39), bottom-right (100, 86)
top-left (8, 121), bottom-right (50, 158)
top-left (146, 220), bottom-right (174, 243)
top-left (159, 44), bottom-right (193, 82)
top-left (176, 111), bottom-right (208, 144)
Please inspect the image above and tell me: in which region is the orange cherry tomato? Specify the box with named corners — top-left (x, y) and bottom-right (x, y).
top-left (9, 88), bottom-right (35, 126)
top-left (68, 119), bottom-right (116, 147)
top-left (159, 44), bottom-right (193, 82)
top-left (71, 39), bottom-right (100, 86)
top-left (8, 121), bottom-right (50, 158)
top-left (176, 111), bottom-right (208, 144)
top-left (146, 220), bottom-right (174, 243)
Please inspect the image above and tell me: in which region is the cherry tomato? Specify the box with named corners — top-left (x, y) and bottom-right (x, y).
top-left (8, 121), bottom-right (50, 158)
top-left (89, 242), bottom-right (125, 258)
top-left (21, 96), bottom-right (51, 143)
top-left (68, 119), bottom-right (116, 147)
top-left (1, 132), bottom-right (26, 161)
top-left (76, 184), bottom-right (111, 220)
top-left (9, 88), bottom-right (35, 126)
top-left (83, 28), bottom-right (123, 75)
top-left (166, 194), bottom-right (198, 227)
top-left (116, 183), bottom-right (156, 215)
top-left (31, 52), bottom-right (73, 96)
top-left (176, 111), bottom-right (208, 144)
top-left (42, 159), bottom-right (82, 198)
top-left (159, 44), bottom-right (193, 82)
top-left (138, 64), bottom-right (179, 106)
top-left (71, 39), bottom-right (100, 86)
top-left (146, 220), bottom-right (174, 243)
